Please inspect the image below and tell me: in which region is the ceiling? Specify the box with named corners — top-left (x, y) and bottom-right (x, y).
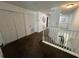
top-left (5, 1), bottom-right (74, 11)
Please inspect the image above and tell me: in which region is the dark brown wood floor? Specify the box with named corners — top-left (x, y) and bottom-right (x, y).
top-left (1, 32), bottom-right (77, 58)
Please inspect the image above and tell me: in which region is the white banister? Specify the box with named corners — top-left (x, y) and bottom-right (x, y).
top-left (42, 26), bottom-right (79, 57)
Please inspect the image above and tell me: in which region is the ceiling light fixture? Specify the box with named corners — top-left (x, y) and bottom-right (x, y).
top-left (66, 4), bottom-right (74, 8)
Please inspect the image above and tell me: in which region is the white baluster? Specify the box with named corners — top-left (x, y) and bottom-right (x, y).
top-left (65, 31), bottom-right (68, 46)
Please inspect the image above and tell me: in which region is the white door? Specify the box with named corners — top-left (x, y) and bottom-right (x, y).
top-left (24, 12), bottom-right (35, 35)
top-left (24, 13), bottom-right (31, 35)
top-left (0, 10), bottom-right (17, 45)
top-left (13, 12), bottom-right (26, 39)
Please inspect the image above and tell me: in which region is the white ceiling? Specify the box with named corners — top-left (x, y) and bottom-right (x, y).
top-left (5, 1), bottom-right (74, 11)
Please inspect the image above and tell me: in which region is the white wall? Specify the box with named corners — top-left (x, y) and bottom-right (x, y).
top-left (72, 8), bottom-right (79, 29)
top-left (48, 8), bottom-right (60, 39)
top-left (37, 12), bottom-right (47, 32)
top-left (0, 2), bottom-right (30, 44)
top-left (0, 10), bottom-right (18, 44)
top-left (24, 11), bottom-right (38, 35)
top-left (0, 2), bottom-right (48, 58)
top-left (0, 2), bottom-right (47, 33)
top-left (13, 12), bottom-right (26, 39)
top-left (48, 8), bottom-right (60, 27)
top-left (0, 2), bottom-right (47, 45)
top-left (58, 8), bottom-right (79, 31)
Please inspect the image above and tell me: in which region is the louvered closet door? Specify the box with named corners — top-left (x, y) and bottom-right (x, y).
top-left (13, 12), bottom-right (26, 39)
top-left (0, 10), bottom-right (17, 45)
